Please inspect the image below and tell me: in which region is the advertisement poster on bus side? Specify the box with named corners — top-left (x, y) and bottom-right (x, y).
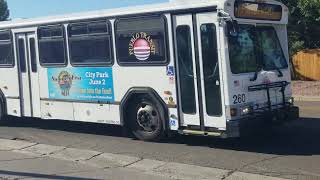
top-left (47, 67), bottom-right (114, 102)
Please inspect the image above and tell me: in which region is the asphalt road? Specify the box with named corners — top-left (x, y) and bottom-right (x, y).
top-left (0, 101), bottom-right (319, 180)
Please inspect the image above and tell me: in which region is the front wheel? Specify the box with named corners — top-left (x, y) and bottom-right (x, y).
top-left (127, 96), bottom-right (165, 141)
top-left (0, 101), bottom-right (5, 124)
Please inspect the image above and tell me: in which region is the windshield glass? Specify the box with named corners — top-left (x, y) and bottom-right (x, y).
top-left (228, 25), bottom-right (288, 74)
top-left (258, 28), bottom-right (288, 70)
top-left (228, 25), bottom-right (257, 74)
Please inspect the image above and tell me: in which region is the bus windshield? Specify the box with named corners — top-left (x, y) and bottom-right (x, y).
top-left (228, 25), bottom-right (288, 74)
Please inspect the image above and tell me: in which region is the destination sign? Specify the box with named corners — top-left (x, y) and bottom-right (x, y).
top-left (235, 1), bottom-right (282, 21)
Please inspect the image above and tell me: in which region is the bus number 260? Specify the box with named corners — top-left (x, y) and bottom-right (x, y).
top-left (233, 94), bottom-right (246, 104)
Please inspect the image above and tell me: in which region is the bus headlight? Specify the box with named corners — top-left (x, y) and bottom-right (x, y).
top-left (241, 106), bottom-right (253, 116)
top-left (288, 97), bottom-right (294, 105)
top-left (228, 104), bottom-right (254, 118)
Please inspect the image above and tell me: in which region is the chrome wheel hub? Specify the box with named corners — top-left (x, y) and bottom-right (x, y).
top-left (136, 104), bottom-right (159, 132)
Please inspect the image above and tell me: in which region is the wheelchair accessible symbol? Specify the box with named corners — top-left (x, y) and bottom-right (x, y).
top-left (166, 66), bottom-right (175, 76)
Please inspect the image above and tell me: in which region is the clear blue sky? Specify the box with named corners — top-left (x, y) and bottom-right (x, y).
top-left (7, 0), bottom-right (168, 19)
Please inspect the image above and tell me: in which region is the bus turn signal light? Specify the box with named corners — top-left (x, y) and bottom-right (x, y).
top-left (230, 108), bottom-right (238, 117)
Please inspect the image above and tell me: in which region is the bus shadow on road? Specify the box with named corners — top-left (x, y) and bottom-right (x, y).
top-left (167, 117), bottom-right (320, 156)
top-left (1, 116), bottom-right (125, 137)
top-left (1, 116), bottom-right (320, 156)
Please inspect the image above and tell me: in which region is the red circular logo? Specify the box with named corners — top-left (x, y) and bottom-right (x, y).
top-left (133, 39), bottom-right (151, 61)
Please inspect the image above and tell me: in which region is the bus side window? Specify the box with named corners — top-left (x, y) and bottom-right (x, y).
top-left (29, 38), bottom-right (37, 72)
top-left (176, 25), bottom-right (197, 114)
top-left (68, 20), bottom-right (113, 66)
top-left (38, 25), bottom-right (67, 66)
top-left (115, 16), bottom-right (168, 66)
top-left (0, 30), bottom-right (14, 67)
top-left (17, 38), bottom-right (26, 72)
top-left (200, 23), bottom-right (222, 116)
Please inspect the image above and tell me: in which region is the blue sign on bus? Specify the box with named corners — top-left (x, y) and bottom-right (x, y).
top-left (47, 67), bottom-right (114, 102)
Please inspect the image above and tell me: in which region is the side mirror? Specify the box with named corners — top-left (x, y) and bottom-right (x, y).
top-left (226, 20), bottom-right (239, 37)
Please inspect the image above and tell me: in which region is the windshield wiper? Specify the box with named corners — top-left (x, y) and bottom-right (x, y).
top-left (274, 66), bottom-right (283, 77)
top-left (250, 64), bottom-right (262, 82)
top-left (251, 64), bottom-right (283, 82)
top-left (270, 60), bottom-right (284, 78)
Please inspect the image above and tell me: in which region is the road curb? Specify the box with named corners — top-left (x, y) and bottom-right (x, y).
top-left (0, 138), bottom-right (287, 180)
top-left (48, 147), bottom-right (101, 161)
top-left (294, 96), bottom-right (320, 102)
top-left (19, 143), bottom-right (65, 156)
top-left (87, 152), bottom-right (141, 168)
top-left (224, 171), bottom-right (287, 180)
top-left (0, 139), bottom-right (37, 151)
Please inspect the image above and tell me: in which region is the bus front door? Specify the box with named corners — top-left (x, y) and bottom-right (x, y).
top-left (173, 12), bottom-right (225, 131)
top-left (15, 33), bottom-right (41, 117)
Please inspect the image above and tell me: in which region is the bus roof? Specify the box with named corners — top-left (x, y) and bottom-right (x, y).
top-left (0, 0), bottom-right (287, 29)
top-left (0, 0), bottom-right (222, 29)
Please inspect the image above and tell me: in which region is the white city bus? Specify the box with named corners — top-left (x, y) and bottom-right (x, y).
top-left (0, 0), bottom-right (299, 141)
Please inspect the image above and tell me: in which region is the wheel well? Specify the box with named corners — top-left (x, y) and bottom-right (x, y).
top-left (0, 89), bottom-right (7, 116)
top-left (120, 87), bottom-right (169, 131)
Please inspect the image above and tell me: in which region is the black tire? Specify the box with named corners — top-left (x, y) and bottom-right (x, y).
top-left (0, 101), bottom-right (4, 124)
top-left (127, 95), bottom-right (165, 141)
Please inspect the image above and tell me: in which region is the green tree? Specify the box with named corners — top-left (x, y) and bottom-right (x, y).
top-left (0, 0), bottom-right (9, 21)
top-left (280, 0), bottom-right (320, 56)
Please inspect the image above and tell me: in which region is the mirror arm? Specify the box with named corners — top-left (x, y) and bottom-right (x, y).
top-left (218, 10), bottom-right (233, 21)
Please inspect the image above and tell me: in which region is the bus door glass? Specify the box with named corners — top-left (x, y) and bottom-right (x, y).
top-left (173, 12), bottom-right (225, 130)
top-left (15, 32), bottom-right (41, 117)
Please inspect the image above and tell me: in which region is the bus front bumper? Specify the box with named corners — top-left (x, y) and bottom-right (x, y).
top-left (226, 106), bottom-right (300, 138)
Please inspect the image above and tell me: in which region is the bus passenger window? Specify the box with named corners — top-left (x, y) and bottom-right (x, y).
top-left (115, 16), bottom-right (167, 65)
top-left (38, 25), bottom-right (67, 66)
top-left (17, 39), bottom-right (26, 73)
top-left (0, 30), bottom-right (14, 67)
top-left (68, 21), bottom-right (112, 66)
top-left (29, 38), bottom-right (38, 72)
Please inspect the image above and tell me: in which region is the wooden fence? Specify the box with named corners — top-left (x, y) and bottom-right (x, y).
top-left (293, 49), bottom-right (320, 80)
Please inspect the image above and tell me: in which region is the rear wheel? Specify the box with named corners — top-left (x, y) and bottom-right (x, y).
top-left (127, 96), bottom-right (165, 141)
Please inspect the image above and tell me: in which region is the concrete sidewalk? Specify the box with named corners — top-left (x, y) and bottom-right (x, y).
top-left (0, 150), bottom-right (167, 180)
top-left (295, 101), bottom-right (320, 118)
top-left (0, 138), bottom-right (287, 180)
top-left (294, 96), bottom-right (320, 102)
top-left (292, 81), bottom-right (320, 98)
